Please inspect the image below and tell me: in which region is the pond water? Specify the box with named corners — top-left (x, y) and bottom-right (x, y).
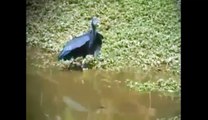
top-left (26, 47), bottom-right (180, 120)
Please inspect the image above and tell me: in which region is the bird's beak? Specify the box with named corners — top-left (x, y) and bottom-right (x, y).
top-left (96, 22), bottom-right (100, 27)
top-left (92, 17), bottom-right (100, 26)
top-left (95, 19), bottom-right (100, 27)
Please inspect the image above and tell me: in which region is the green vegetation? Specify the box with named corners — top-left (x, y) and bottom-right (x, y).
top-left (126, 78), bottom-right (180, 96)
top-left (157, 115), bottom-right (181, 120)
top-left (27, 0), bottom-right (180, 97)
top-left (27, 0), bottom-right (180, 74)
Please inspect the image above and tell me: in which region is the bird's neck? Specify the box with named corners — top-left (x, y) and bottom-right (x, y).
top-left (91, 24), bottom-right (96, 37)
top-left (89, 24), bottom-right (96, 49)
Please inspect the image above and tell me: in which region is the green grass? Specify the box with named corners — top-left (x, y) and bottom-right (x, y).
top-left (125, 78), bottom-right (180, 96)
top-left (27, 0), bottom-right (181, 95)
top-left (157, 115), bottom-right (181, 120)
top-left (27, 0), bottom-right (180, 74)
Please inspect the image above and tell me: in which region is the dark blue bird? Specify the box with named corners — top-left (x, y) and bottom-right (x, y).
top-left (58, 17), bottom-right (104, 60)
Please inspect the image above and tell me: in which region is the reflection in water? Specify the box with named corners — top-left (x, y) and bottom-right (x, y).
top-left (63, 96), bottom-right (88, 112)
top-left (26, 47), bottom-right (180, 120)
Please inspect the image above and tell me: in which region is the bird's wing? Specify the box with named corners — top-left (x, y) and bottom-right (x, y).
top-left (58, 33), bottom-right (90, 59)
top-left (64, 33), bottom-right (90, 51)
top-left (97, 32), bottom-right (104, 39)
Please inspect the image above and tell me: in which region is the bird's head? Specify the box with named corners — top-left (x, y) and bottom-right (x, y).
top-left (91, 17), bottom-right (100, 27)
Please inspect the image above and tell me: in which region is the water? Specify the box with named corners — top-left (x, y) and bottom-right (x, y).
top-left (26, 47), bottom-right (180, 120)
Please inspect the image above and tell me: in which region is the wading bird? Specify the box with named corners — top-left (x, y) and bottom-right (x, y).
top-left (58, 17), bottom-right (104, 60)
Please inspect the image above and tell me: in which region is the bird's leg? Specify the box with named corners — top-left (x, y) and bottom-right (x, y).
top-left (94, 46), bottom-right (101, 59)
top-left (81, 59), bottom-right (88, 71)
top-left (68, 58), bottom-right (75, 70)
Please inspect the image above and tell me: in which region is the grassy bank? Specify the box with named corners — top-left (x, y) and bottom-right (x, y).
top-left (27, 0), bottom-right (180, 74)
top-left (27, 0), bottom-right (181, 97)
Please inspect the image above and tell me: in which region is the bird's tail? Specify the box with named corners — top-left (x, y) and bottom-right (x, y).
top-left (58, 49), bottom-right (72, 60)
top-left (58, 50), bottom-right (65, 60)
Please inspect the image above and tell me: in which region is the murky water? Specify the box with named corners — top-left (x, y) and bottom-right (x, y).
top-left (27, 47), bottom-right (180, 120)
